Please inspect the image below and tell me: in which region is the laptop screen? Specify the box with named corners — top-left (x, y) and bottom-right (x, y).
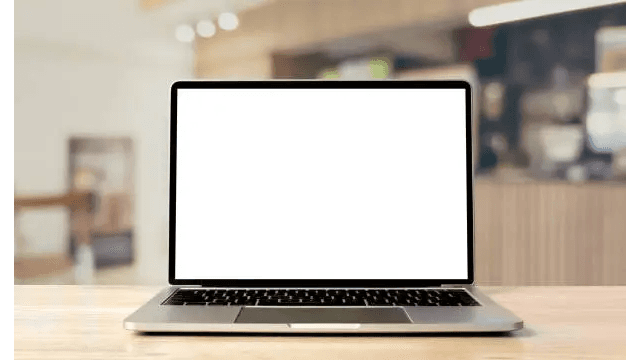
top-left (173, 85), bottom-right (469, 281)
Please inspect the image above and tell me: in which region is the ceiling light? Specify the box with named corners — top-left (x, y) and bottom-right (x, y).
top-left (196, 19), bottom-right (216, 38)
top-left (175, 24), bottom-right (195, 43)
top-left (218, 12), bottom-right (239, 31)
top-left (468, 0), bottom-right (626, 27)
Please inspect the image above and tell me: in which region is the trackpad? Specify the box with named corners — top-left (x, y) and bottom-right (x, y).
top-left (235, 308), bottom-right (412, 324)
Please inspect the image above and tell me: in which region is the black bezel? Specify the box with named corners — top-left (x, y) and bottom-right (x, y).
top-left (169, 80), bottom-right (474, 287)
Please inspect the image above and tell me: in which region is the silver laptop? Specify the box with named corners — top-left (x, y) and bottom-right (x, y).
top-left (124, 81), bottom-right (523, 333)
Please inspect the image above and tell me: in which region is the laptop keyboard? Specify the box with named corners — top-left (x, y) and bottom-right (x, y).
top-left (163, 288), bottom-right (480, 307)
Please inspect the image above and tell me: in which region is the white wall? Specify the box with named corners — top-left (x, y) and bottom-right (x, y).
top-left (15, 0), bottom-right (194, 283)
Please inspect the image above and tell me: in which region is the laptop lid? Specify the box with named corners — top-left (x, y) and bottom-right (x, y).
top-left (169, 81), bottom-right (474, 287)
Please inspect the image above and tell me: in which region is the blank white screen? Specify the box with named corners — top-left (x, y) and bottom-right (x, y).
top-left (175, 88), bottom-right (468, 280)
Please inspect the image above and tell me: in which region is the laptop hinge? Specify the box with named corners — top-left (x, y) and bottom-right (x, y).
top-left (440, 284), bottom-right (465, 288)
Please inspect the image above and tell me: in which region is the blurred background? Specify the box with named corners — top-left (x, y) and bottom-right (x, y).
top-left (14, 0), bottom-right (625, 285)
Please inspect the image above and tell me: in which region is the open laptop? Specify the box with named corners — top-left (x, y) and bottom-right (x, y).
top-left (124, 81), bottom-right (523, 333)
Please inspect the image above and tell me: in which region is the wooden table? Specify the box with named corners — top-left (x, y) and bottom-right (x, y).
top-left (14, 286), bottom-right (625, 359)
top-left (14, 191), bottom-right (94, 281)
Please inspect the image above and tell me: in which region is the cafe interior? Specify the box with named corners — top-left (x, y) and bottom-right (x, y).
top-left (14, 0), bottom-right (626, 286)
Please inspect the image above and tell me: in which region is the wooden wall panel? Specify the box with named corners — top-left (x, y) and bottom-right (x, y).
top-left (474, 181), bottom-right (626, 285)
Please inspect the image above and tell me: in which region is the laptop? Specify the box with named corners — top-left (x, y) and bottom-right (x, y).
top-left (124, 80), bottom-right (524, 333)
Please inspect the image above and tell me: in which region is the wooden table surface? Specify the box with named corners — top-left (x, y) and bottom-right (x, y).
top-left (14, 286), bottom-right (625, 359)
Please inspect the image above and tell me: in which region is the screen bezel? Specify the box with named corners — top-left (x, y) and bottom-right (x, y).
top-left (169, 80), bottom-right (474, 287)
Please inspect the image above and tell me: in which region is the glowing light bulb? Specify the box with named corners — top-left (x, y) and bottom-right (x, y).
top-left (218, 12), bottom-right (239, 31)
top-left (196, 19), bottom-right (216, 38)
top-left (175, 24), bottom-right (195, 43)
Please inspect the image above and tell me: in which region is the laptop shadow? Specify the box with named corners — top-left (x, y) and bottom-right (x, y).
top-left (137, 327), bottom-right (535, 338)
